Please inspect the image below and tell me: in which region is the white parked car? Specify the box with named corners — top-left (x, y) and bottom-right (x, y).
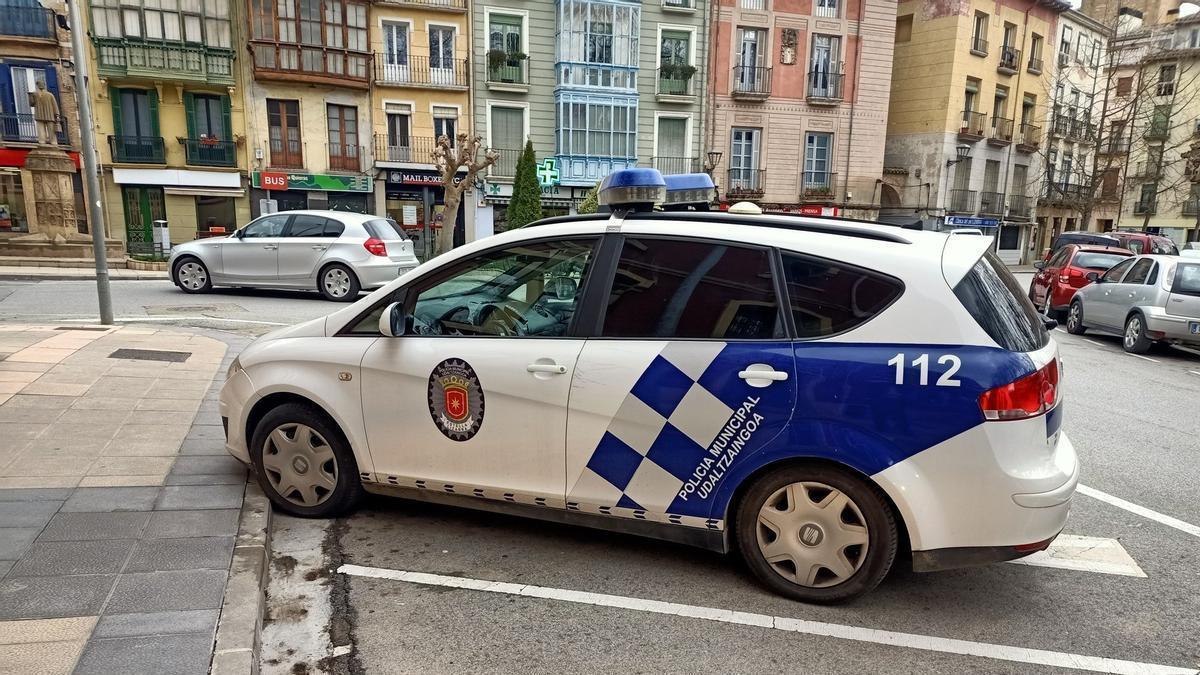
top-left (219, 170), bottom-right (1076, 603)
top-left (169, 210), bottom-right (419, 302)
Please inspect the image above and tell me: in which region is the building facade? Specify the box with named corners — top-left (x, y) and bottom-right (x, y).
top-left (468, 0), bottom-right (710, 237)
top-left (85, 0), bottom-right (248, 253)
top-left (370, 0), bottom-right (470, 259)
top-left (706, 0), bottom-right (895, 217)
top-left (0, 0), bottom-right (87, 240)
top-left (884, 0), bottom-right (1068, 264)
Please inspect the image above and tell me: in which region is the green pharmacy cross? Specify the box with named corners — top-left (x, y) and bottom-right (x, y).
top-left (537, 158), bottom-right (560, 187)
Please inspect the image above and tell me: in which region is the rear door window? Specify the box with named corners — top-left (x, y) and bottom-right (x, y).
top-left (781, 254), bottom-right (903, 338)
top-left (952, 251), bottom-right (1048, 352)
top-left (601, 238), bottom-right (784, 340)
top-left (287, 215), bottom-right (329, 237)
top-left (1101, 258), bottom-right (1135, 282)
top-left (1123, 258), bottom-right (1153, 285)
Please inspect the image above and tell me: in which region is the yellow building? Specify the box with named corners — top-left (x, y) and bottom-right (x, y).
top-left (884, 0), bottom-right (1068, 264)
top-left (85, 0), bottom-right (250, 253)
top-left (370, 0), bottom-right (471, 260)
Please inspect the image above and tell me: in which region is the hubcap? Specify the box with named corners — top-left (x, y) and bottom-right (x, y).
top-left (756, 481), bottom-right (869, 588)
top-left (1069, 304), bottom-right (1080, 329)
top-left (261, 423), bottom-right (338, 507)
top-left (177, 262), bottom-right (207, 290)
top-left (1125, 317), bottom-right (1141, 348)
top-left (324, 268), bottom-right (351, 298)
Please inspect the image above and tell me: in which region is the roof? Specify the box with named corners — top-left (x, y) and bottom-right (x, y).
top-left (267, 209), bottom-right (383, 223)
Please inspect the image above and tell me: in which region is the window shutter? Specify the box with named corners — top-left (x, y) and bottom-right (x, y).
top-left (183, 92), bottom-right (196, 138)
top-left (110, 87), bottom-right (123, 139)
top-left (0, 68), bottom-right (14, 116)
top-left (148, 88), bottom-right (160, 136)
top-left (221, 95), bottom-right (232, 141)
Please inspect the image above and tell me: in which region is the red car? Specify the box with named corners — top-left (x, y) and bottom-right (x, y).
top-left (1109, 231), bottom-right (1180, 255)
top-left (1029, 244), bottom-right (1133, 319)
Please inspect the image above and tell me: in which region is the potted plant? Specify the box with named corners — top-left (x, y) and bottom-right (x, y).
top-left (659, 62), bottom-right (697, 95)
top-left (488, 49), bottom-right (527, 82)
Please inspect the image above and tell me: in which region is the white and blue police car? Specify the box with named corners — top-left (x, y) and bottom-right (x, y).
top-left (220, 169), bottom-right (1077, 603)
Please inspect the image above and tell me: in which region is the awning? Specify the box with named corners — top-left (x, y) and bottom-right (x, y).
top-left (163, 187), bottom-right (246, 197)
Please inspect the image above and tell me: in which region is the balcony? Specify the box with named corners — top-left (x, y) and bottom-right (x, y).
top-left (1144, 123), bottom-right (1169, 140)
top-left (181, 137), bottom-right (236, 167)
top-left (0, 113), bottom-right (68, 145)
top-left (1008, 194), bottom-right (1032, 220)
top-left (0, 5), bottom-right (54, 39)
top-left (1134, 160), bottom-right (1161, 178)
top-left (1069, 118), bottom-right (1095, 143)
top-left (268, 140), bottom-right (304, 169)
top-left (662, 0), bottom-right (695, 9)
top-left (1016, 123), bottom-right (1040, 152)
top-left (801, 172), bottom-right (837, 201)
top-left (328, 143), bottom-right (362, 173)
top-left (374, 0), bottom-right (465, 11)
top-left (373, 134), bottom-right (439, 165)
top-left (94, 38), bottom-right (234, 84)
top-left (1184, 199), bottom-right (1199, 216)
top-left (1028, 56), bottom-right (1043, 75)
top-left (958, 110), bottom-right (986, 141)
top-left (806, 70), bottom-right (844, 105)
top-left (989, 117), bottom-right (1014, 146)
top-left (652, 156), bottom-right (699, 175)
top-left (1051, 112), bottom-right (1071, 138)
top-left (487, 54), bottom-right (527, 90)
top-left (998, 46), bottom-right (1020, 75)
top-left (948, 189), bottom-right (977, 214)
top-left (251, 41), bottom-right (370, 89)
top-left (374, 55), bottom-right (469, 90)
top-left (970, 36), bottom-right (988, 57)
top-left (488, 148), bottom-right (521, 177)
top-left (657, 66), bottom-right (697, 100)
top-left (1043, 182), bottom-right (1087, 205)
top-left (1134, 199), bottom-right (1156, 215)
top-left (979, 191), bottom-right (1005, 215)
top-left (1099, 137), bottom-right (1129, 154)
top-left (109, 135), bottom-right (165, 164)
top-left (727, 168), bottom-right (765, 198)
top-left (732, 66), bottom-right (771, 100)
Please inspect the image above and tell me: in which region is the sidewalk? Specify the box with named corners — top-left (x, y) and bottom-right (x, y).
top-left (0, 266), bottom-right (168, 281)
top-left (0, 323), bottom-right (257, 674)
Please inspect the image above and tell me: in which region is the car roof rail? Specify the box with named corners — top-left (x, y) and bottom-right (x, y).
top-left (529, 211), bottom-right (910, 244)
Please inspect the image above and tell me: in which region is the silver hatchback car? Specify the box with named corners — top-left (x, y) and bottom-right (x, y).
top-left (1065, 253), bottom-right (1200, 353)
top-left (169, 210), bottom-right (420, 302)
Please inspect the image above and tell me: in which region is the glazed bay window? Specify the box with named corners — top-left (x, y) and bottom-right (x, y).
top-left (557, 0), bottom-right (639, 90)
top-left (90, 0), bottom-right (233, 82)
top-left (556, 96), bottom-right (637, 162)
top-left (488, 14), bottom-right (525, 84)
top-left (249, 0), bottom-right (369, 85)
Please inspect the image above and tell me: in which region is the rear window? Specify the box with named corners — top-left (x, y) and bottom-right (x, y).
top-left (1174, 263), bottom-right (1200, 297)
top-left (365, 218), bottom-right (408, 240)
top-left (1072, 252), bottom-right (1127, 270)
top-left (953, 251), bottom-right (1049, 352)
top-left (781, 254), bottom-right (904, 338)
top-left (1151, 238), bottom-right (1179, 255)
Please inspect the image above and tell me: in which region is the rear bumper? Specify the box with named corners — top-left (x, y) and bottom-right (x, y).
top-left (1142, 308), bottom-right (1200, 344)
top-left (912, 533), bottom-right (1060, 572)
top-left (355, 260), bottom-right (417, 289)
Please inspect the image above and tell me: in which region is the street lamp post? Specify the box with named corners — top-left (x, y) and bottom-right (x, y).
top-left (65, 0), bottom-right (114, 325)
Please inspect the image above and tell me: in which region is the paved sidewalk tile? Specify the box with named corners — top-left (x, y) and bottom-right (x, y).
top-left (155, 484), bottom-right (243, 510)
top-left (106, 569), bottom-right (227, 613)
top-left (0, 574), bottom-right (116, 619)
top-left (9, 539), bottom-right (135, 576)
top-left (61, 487), bottom-right (160, 512)
top-left (0, 616), bottom-right (97, 644)
top-left (0, 500), bottom-right (62, 528)
top-left (0, 528), bottom-right (39, 559)
top-left (74, 633), bottom-right (212, 675)
top-left (0, 560), bottom-right (12, 578)
top-left (0, 488), bottom-right (74, 502)
top-left (38, 512), bottom-right (150, 541)
top-left (1, 394), bottom-right (75, 409)
top-left (93, 609), bottom-right (218, 639)
top-left (125, 536), bottom-right (235, 572)
top-left (23, 436), bottom-right (110, 457)
top-left (170, 455), bottom-right (246, 476)
top-left (178, 438), bottom-right (226, 455)
top-left (0, 424), bottom-right (51, 442)
top-left (0, 641), bottom-right (89, 675)
top-left (144, 510), bottom-right (239, 538)
top-left (164, 473), bottom-right (245, 486)
top-left (78, 475), bottom-right (166, 488)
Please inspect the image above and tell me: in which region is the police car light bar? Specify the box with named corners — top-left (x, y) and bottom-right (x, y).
top-left (661, 173), bottom-right (717, 210)
top-left (598, 168), bottom-right (667, 210)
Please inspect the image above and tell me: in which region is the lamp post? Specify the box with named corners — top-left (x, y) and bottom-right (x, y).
top-left (704, 150), bottom-right (722, 176)
top-left (946, 143), bottom-right (972, 168)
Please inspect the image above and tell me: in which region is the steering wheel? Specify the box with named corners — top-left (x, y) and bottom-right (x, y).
top-left (479, 303), bottom-right (527, 336)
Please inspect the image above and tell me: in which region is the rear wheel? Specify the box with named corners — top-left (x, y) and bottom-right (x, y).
top-left (735, 465), bottom-right (897, 604)
top-left (1123, 313), bottom-right (1153, 354)
top-left (1066, 300), bottom-right (1087, 335)
top-left (250, 402), bottom-right (364, 517)
top-left (174, 257), bottom-right (212, 294)
top-left (318, 263), bottom-right (361, 302)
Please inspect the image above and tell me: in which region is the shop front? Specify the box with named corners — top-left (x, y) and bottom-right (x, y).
top-left (0, 148), bottom-right (85, 235)
top-left (250, 171), bottom-right (373, 220)
top-left (474, 180), bottom-right (584, 240)
top-left (111, 168), bottom-right (245, 252)
top-left (381, 169), bottom-right (465, 261)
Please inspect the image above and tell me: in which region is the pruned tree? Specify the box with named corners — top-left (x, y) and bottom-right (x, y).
top-left (507, 140), bottom-right (543, 229)
top-left (432, 133), bottom-right (499, 253)
top-left (576, 183), bottom-right (600, 214)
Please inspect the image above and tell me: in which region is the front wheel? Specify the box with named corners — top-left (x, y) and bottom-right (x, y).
top-left (318, 264), bottom-right (361, 302)
top-left (735, 465), bottom-right (897, 604)
top-left (250, 402), bottom-right (364, 517)
top-left (1123, 314), bottom-right (1153, 354)
top-left (174, 257), bottom-right (212, 294)
top-left (1066, 301), bottom-right (1087, 335)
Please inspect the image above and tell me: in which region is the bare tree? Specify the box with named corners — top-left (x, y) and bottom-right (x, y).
top-left (432, 133), bottom-right (499, 254)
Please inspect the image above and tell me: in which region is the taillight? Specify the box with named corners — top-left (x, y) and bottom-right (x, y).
top-left (364, 237), bottom-right (388, 256)
top-left (979, 358), bottom-right (1060, 421)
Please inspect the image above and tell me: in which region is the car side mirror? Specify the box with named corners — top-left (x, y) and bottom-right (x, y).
top-left (1086, 271), bottom-right (1101, 282)
top-left (551, 276), bottom-right (578, 301)
top-left (378, 300), bottom-right (413, 337)
top-left (1034, 261), bottom-right (1046, 270)
top-left (233, 228), bottom-right (245, 239)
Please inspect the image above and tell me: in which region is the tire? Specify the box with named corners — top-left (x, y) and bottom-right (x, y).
top-left (1066, 300), bottom-right (1087, 335)
top-left (318, 263), bottom-right (361, 302)
top-left (735, 464), bottom-right (897, 604)
top-left (1123, 313), bottom-right (1153, 354)
top-left (173, 256), bottom-right (212, 294)
top-left (249, 402), bottom-right (364, 518)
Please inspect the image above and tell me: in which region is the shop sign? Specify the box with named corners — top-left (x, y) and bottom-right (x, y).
top-left (252, 171), bottom-right (371, 193)
top-left (0, 148), bottom-right (82, 169)
top-left (485, 181), bottom-right (572, 200)
top-left (945, 215), bottom-right (999, 228)
top-left (536, 158), bottom-right (560, 188)
top-left (385, 169), bottom-right (466, 187)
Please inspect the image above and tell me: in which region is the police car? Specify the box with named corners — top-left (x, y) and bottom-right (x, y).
top-left (220, 169), bottom-right (1077, 603)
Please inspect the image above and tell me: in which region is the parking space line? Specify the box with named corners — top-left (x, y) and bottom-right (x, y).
top-left (1188, 370), bottom-right (1200, 377)
top-left (339, 564), bottom-right (1198, 675)
top-left (1007, 535), bottom-right (1146, 577)
top-left (1127, 353), bottom-right (1159, 363)
top-left (1078, 484), bottom-right (1200, 538)
top-left (1083, 339), bottom-right (1104, 347)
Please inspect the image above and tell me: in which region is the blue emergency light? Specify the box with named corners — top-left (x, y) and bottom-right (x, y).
top-left (597, 168), bottom-right (666, 211)
top-left (661, 173), bottom-right (717, 210)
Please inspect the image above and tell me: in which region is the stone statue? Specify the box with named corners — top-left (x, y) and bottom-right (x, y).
top-left (29, 81), bottom-right (59, 146)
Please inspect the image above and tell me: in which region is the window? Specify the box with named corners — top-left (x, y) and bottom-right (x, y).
top-left (1159, 64), bottom-right (1176, 95)
top-left (267, 99), bottom-right (302, 167)
top-left (815, 0), bottom-right (837, 17)
top-left (964, 78), bottom-right (979, 112)
top-left (601, 238), bottom-right (782, 340)
top-left (189, 94), bottom-right (227, 140)
top-left (953, 251), bottom-right (1048, 352)
top-left (1030, 33), bottom-right (1043, 65)
top-left (488, 14), bottom-right (524, 80)
top-left (287, 214), bottom-right (332, 237)
top-left (194, 196), bottom-right (234, 234)
top-left (116, 89), bottom-right (156, 138)
top-left (983, 159), bottom-right (1000, 192)
top-left (242, 215), bottom-right (288, 238)
top-left (382, 22), bottom-right (408, 67)
top-left (1101, 257), bottom-right (1135, 282)
top-left (91, 0), bottom-right (229, 45)
top-left (433, 106), bottom-right (458, 145)
top-left (1123, 258), bottom-right (1154, 285)
top-left (429, 26), bottom-right (454, 69)
top-left (655, 117), bottom-right (688, 168)
top-left (1116, 76), bottom-right (1133, 96)
top-left (1071, 252), bottom-right (1127, 270)
top-left (810, 34), bottom-right (840, 76)
top-left (896, 15), bottom-right (912, 43)
top-left (1076, 34), bottom-right (1089, 63)
top-left (557, 0), bottom-right (639, 89)
top-left (1150, 104), bottom-right (1170, 135)
top-left (729, 127), bottom-right (760, 189)
top-left (661, 29), bottom-right (691, 66)
top-left (971, 12), bottom-right (988, 52)
top-left (1002, 22), bottom-right (1015, 48)
top-left (555, 97), bottom-right (637, 159)
top-left (1139, 183), bottom-right (1157, 212)
top-left (740, 0), bottom-right (765, 10)
top-left (1060, 25), bottom-right (1072, 55)
top-left (406, 239), bottom-right (596, 337)
top-left (782, 254), bottom-right (901, 338)
top-left (491, 106), bottom-right (524, 174)
top-left (326, 104), bottom-right (359, 170)
top-left (804, 132), bottom-right (832, 190)
top-left (250, 0), bottom-right (368, 76)
top-left (0, 172), bottom-right (28, 233)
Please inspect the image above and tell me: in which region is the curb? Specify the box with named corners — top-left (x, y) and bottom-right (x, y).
top-left (0, 273), bottom-right (169, 281)
top-left (211, 480), bottom-right (272, 675)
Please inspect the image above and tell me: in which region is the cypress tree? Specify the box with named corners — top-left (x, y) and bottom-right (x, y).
top-left (507, 140), bottom-right (543, 229)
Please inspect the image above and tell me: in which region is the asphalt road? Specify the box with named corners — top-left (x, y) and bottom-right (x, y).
top-left (251, 273), bottom-right (1200, 675)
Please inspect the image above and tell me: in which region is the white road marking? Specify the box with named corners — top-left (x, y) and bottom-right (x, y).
top-left (331, 645), bottom-right (352, 657)
top-left (1007, 535), bottom-right (1146, 577)
top-left (1127, 353), bottom-right (1158, 362)
top-left (339, 564), bottom-right (1198, 675)
top-left (1188, 370), bottom-right (1200, 377)
top-left (1078, 484), bottom-right (1200, 539)
top-left (1083, 339), bottom-right (1104, 347)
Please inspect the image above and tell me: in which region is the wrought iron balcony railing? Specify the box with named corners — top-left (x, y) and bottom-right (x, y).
top-left (0, 113), bottom-right (67, 145)
top-left (989, 117), bottom-right (1014, 145)
top-left (181, 137), bottom-right (236, 167)
top-left (657, 67), bottom-right (697, 96)
top-left (979, 191), bottom-right (1005, 215)
top-left (373, 134), bottom-right (439, 164)
top-left (0, 5), bottom-right (54, 38)
top-left (732, 66), bottom-right (771, 99)
top-left (652, 156), bottom-right (700, 175)
top-left (375, 55), bottom-right (469, 88)
top-left (800, 171), bottom-right (837, 200)
top-left (948, 188), bottom-right (977, 213)
top-left (109, 135), bottom-right (165, 163)
top-left (1017, 122), bottom-right (1040, 150)
top-left (727, 168), bottom-right (765, 197)
top-left (998, 46), bottom-right (1020, 73)
top-left (959, 110), bottom-right (986, 138)
top-left (807, 70), bottom-right (844, 102)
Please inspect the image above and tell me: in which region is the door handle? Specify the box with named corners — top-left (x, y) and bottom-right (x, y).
top-left (738, 365), bottom-right (789, 387)
top-left (526, 363), bottom-right (567, 375)
top-left (311, 245), bottom-right (328, 250)
top-left (263, 244), bottom-right (277, 250)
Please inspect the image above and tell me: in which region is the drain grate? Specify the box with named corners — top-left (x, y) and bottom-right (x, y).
top-left (56, 326), bottom-right (110, 331)
top-left (108, 348), bottom-right (191, 363)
